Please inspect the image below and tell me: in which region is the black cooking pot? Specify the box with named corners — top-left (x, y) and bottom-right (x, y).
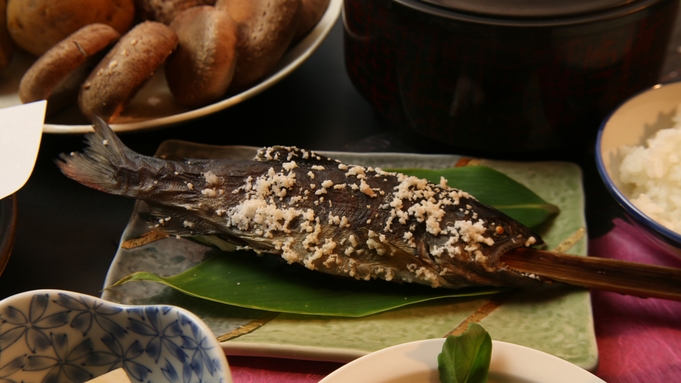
top-left (343, 0), bottom-right (679, 156)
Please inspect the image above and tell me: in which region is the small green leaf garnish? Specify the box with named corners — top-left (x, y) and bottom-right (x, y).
top-left (438, 323), bottom-right (492, 383)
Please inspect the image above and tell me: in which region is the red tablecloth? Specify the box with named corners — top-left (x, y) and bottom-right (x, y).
top-left (590, 218), bottom-right (681, 382)
top-left (226, 218), bottom-right (681, 383)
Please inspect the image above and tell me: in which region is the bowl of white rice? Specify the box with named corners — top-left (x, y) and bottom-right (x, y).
top-left (596, 80), bottom-right (681, 255)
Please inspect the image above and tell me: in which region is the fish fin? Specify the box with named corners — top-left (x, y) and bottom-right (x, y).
top-left (141, 204), bottom-right (250, 248)
top-left (142, 205), bottom-right (214, 236)
top-left (254, 146), bottom-right (342, 167)
top-left (55, 116), bottom-right (145, 195)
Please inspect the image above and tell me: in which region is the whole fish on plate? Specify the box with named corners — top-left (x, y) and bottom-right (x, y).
top-left (57, 117), bottom-right (545, 289)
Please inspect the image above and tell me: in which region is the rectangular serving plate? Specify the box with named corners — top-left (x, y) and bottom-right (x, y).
top-left (101, 142), bottom-right (597, 370)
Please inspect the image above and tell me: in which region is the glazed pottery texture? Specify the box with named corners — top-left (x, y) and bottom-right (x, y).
top-left (0, 290), bottom-right (232, 383)
top-left (102, 144), bottom-right (597, 370)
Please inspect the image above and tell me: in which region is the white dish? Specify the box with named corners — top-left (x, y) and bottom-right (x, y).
top-left (320, 339), bottom-right (605, 383)
top-left (0, 0), bottom-right (341, 134)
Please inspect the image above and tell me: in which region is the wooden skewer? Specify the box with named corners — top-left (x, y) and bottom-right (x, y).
top-left (502, 248), bottom-right (681, 301)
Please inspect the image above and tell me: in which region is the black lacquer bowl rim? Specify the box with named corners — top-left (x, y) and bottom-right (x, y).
top-left (0, 193), bottom-right (17, 277)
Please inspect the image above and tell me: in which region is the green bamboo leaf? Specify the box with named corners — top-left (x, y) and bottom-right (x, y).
top-left (112, 165), bottom-right (556, 318)
top-left (112, 249), bottom-right (501, 317)
top-left (388, 166), bottom-right (559, 228)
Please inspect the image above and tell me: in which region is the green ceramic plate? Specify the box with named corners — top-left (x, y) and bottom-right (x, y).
top-left (101, 143), bottom-right (597, 370)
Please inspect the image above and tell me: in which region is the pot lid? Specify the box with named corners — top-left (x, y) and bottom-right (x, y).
top-left (416, 0), bottom-right (640, 18)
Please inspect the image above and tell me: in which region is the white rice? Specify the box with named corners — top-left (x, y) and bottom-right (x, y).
top-left (618, 107), bottom-right (681, 233)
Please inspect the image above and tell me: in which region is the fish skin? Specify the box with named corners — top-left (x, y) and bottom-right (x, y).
top-left (57, 117), bottom-right (545, 289)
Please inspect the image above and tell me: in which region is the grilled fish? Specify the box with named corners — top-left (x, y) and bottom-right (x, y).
top-left (57, 117), bottom-right (545, 289)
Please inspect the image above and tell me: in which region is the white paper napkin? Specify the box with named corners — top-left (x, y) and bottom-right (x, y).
top-left (0, 100), bottom-right (46, 199)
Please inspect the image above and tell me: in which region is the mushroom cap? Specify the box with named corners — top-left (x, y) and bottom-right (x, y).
top-left (19, 24), bottom-right (122, 116)
top-left (7, 0), bottom-right (134, 57)
top-left (165, 6), bottom-right (238, 107)
top-left (293, 0), bottom-right (330, 43)
top-left (133, 0), bottom-right (217, 24)
top-left (78, 21), bottom-right (178, 123)
top-left (0, 0), bottom-right (14, 70)
top-left (215, 0), bottom-right (302, 91)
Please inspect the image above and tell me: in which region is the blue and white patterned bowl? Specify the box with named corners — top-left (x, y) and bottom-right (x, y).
top-left (0, 290), bottom-right (232, 383)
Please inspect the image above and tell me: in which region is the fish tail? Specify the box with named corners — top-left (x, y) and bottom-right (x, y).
top-left (56, 116), bottom-right (155, 197)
